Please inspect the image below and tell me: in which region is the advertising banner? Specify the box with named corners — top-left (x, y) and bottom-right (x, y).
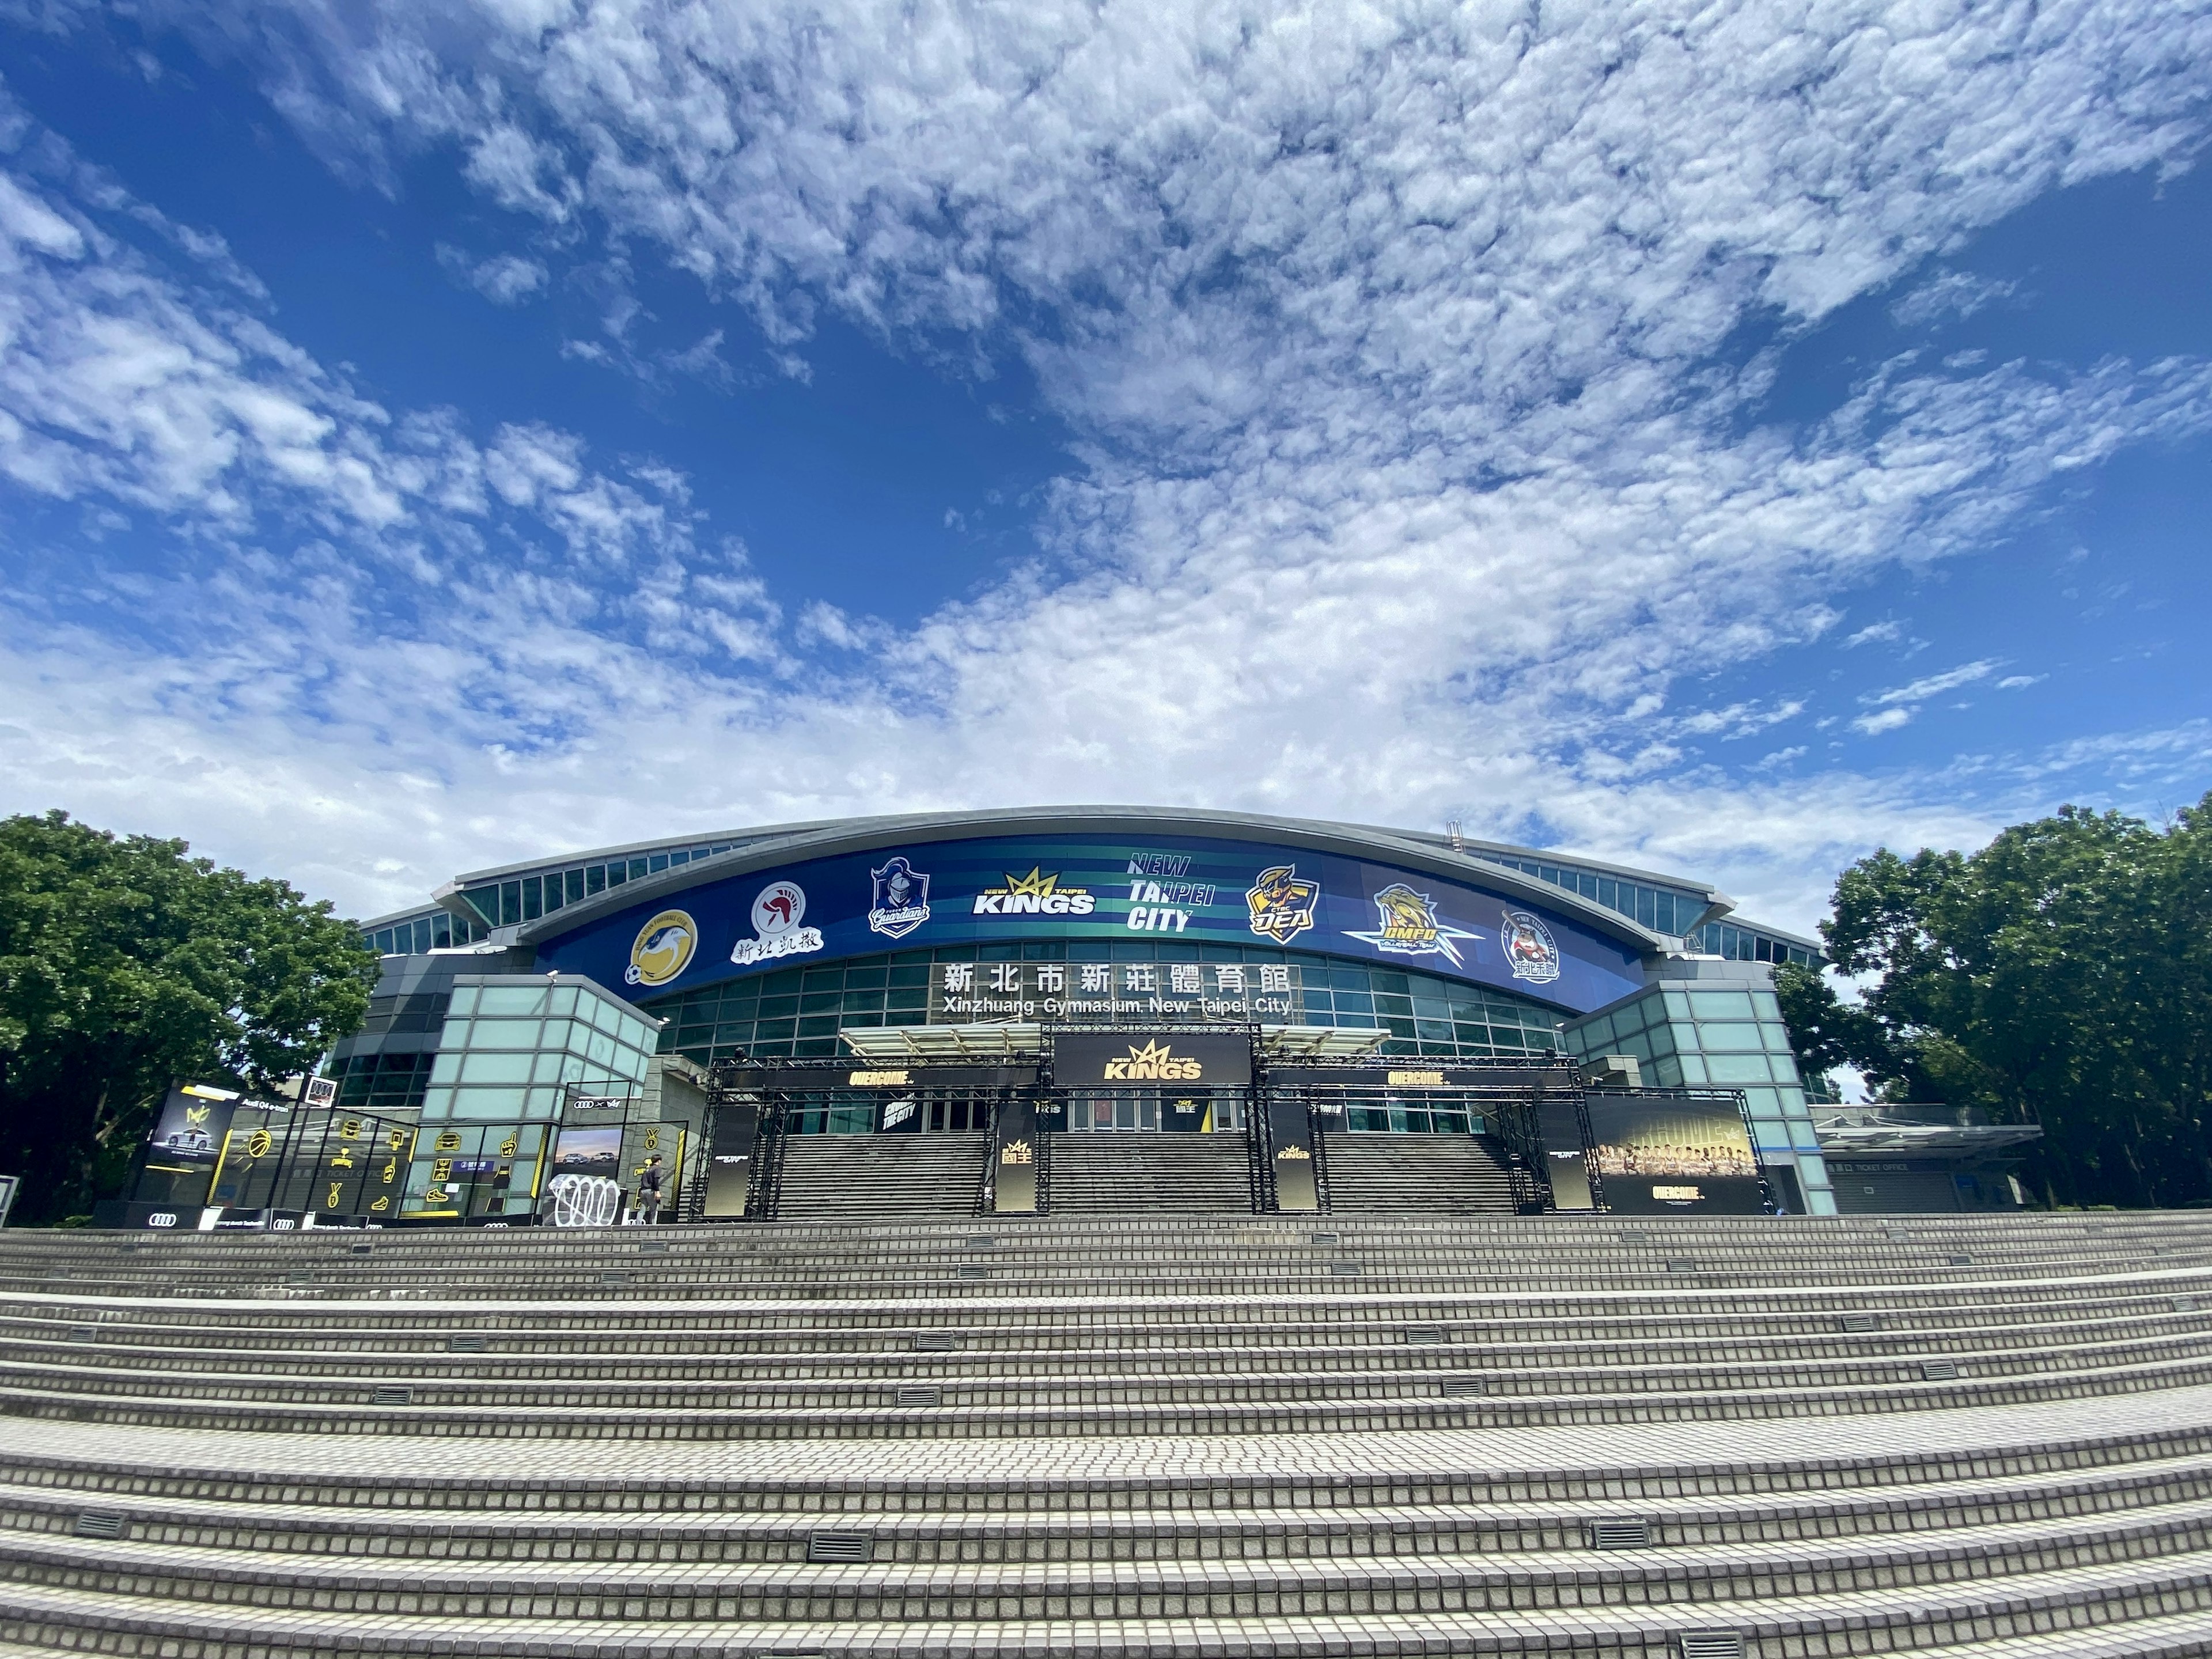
top-left (1052, 1031), bottom-right (1253, 1090)
top-left (533, 832), bottom-right (1643, 1015)
top-left (1584, 1093), bottom-right (1765, 1215)
top-left (137, 1085), bottom-right (241, 1207)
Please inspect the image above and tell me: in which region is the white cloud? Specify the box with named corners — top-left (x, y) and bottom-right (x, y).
top-left (2, 5), bottom-right (2211, 940)
top-left (1868, 660), bottom-right (2002, 707)
top-left (1891, 269), bottom-right (2021, 329)
top-left (1997, 673), bottom-right (2046, 690)
top-left (1842, 620), bottom-right (1904, 649)
top-left (465, 251), bottom-right (549, 304)
top-left (1851, 707), bottom-right (1916, 736)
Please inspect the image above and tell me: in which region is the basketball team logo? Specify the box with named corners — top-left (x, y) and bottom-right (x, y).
top-left (1344, 882), bottom-right (1481, 968)
top-left (1245, 865), bottom-right (1319, 944)
top-left (626, 910), bottom-right (698, 986)
top-left (1499, 908), bottom-right (1562, 984)
top-left (732, 881), bottom-right (824, 966)
top-left (867, 856), bottom-right (933, 939)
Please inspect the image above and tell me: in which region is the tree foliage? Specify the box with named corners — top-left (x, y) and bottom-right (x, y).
top-left (1779, 796), bottom-right (2212, 1209)
top-left (0, 811), bottom-right (378, 1225)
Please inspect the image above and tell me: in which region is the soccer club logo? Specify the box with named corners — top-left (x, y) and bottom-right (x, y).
top-left (1245, 865), bottom-right (1319, 944)
top-left (1345, 882), bottom-right (1481, 968)
top-left (1499, 908), bottom-right (1562, 984)
top-left (731, 881), bottom-right (825, 967)
top-left (867, 856), bottom-right (933, 940)
top-left (626, 910), bottom-right (698, 987)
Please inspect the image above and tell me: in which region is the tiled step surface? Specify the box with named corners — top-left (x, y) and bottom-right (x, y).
top-left (775, 1132), bottom-right (989, 1221)
top-left (1047, 1136), bottom-right (1253, 1215)
top-left (1321, 1134), bottom-right (1518, 1214)
top-left (11, 1214), bottom-right (2212, 1654)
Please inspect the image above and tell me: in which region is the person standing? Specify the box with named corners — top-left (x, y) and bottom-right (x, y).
top-left (636, 1154), bottom-right (665, 1225)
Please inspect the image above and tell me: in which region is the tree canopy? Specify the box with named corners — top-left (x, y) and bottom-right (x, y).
top-left (1777, 794), bottom-right (2212, 1209)
top-left (0, 811), bottom-right (378, 1225)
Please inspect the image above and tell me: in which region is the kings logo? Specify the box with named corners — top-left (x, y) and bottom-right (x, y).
top-left (1245, 864), bottom-right (1318, 944)
top-left (627, 910), bottom-right (698, 987)
top-left (1101, 1039), bottom-right (1204, 1081)
top-left (971, 868), bottom-right (1096, 916)
top-left (1345, 881), bottom-right (1481, 968)
top-left (1499, 908), bottom-right (1562, 984)
top-left (867, 855), bottom-right (933, 939)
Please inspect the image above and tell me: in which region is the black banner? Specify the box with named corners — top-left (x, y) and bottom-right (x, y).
top-left (1268, 1064), bottom-right (1559, 1090)
top-left (1054, 1031), bottom-right (1252, 1089)
top-left (1267, 1097), bottom-right (1318, 1212)
top-left (716, 1063), bottom-right (1039, 1092)
top-left (702, 1096), bottom-right (757, 1218)
top-left (993, 1096), bottom-right (1039, 1213)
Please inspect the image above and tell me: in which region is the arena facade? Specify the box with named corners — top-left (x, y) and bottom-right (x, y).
top-left (336, 806), bottom-right (1840, 1216)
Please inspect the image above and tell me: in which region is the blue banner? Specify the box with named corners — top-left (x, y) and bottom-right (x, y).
top-left (532, 832), bottom-right (1644, 1014)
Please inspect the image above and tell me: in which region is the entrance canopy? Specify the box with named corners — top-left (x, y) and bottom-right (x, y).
top-left (838, 1021), bottom-right (1389, 1060)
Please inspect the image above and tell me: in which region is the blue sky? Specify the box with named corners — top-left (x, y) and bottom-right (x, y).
top-left (0, 0), bottom-right (2208, 933)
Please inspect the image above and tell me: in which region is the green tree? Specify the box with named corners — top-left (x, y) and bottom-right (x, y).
top-left (1782, 797), bottom-right (2212, 1209)
top-left (0, 811), bottom-right (378, 1225)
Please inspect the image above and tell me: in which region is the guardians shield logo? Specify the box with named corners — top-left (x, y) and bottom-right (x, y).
top-left (1245, 865), bottom-right (1319, 944)
top-left (627, 910), bottom-right (698, 987)
top-left (1344, 882), bottom-right (1482, 968)
top-left (1499, 908), bottom-right (1562, 984)
top-left (867, 855), bottom-right (933, 940)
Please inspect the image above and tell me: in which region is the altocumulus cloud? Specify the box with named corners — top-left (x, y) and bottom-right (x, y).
top-left (2, 0), bottom-right (2212, 929)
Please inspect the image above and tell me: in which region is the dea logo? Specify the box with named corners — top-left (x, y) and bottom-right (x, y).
top-left (1499, 908), bottom-right (1562, 984)
top-left (1245, 864), bottom-right (1319, 944)
top-left (626, 910), bottom-right (697, 987)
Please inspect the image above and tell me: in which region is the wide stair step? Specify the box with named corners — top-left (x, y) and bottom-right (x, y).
top-left (774, 1133), bottom-right (987, 1220)
top-left (1322, 1133), bottom-right (1517, 1215)
top-left (1048, 1134), bottom-right (1252, 1214)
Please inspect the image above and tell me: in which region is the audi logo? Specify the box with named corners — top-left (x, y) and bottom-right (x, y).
top-left (146, 1213), bottom-right (177, 1228)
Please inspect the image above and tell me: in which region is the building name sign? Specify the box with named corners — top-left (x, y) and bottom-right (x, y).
top-left (930, 960), bottom-right (1298, 1024)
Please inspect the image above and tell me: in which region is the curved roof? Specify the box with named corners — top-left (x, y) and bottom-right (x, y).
top-left (509, 804), bottom-right (1677, 957)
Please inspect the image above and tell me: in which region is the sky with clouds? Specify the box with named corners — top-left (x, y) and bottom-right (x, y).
top-left (0, 0), bottom-right (2208, 934)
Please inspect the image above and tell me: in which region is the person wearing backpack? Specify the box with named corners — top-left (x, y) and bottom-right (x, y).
top-left (636, 1154), bottom-right (666, 1225)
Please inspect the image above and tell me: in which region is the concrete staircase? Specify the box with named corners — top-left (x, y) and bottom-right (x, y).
top-left (773, 1131), bottom-right (988, 1221)
top-left (1047, 1133), bottom-right (1252, 1214)
top-left (1321, 1132), bottom-right (1518, 1214)
top-left (8, 1213), bottom-right (2212, 1655)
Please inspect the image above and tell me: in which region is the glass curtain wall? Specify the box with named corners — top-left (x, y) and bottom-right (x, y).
top-left (641, 942), bottom-right (1569, 1065)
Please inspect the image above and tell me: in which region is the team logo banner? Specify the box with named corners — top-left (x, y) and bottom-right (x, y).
top-left (627, 910), bottom-right (697, 987)
top-left (867, 856), bottom-right (933, 939)
top-left (730, 880), bottom-right (824, 966)
top-left (537, 831), bottom-right (1647, 1016)
top-left (1344, 882), bottom-right (1481, 967)
top-left (1054, 1031), bottom-right (1253, 1089)
top-left (1245, 865), bottom-right (1319, 943)
top-left (1500, 908), bottom-right (1562, 983)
